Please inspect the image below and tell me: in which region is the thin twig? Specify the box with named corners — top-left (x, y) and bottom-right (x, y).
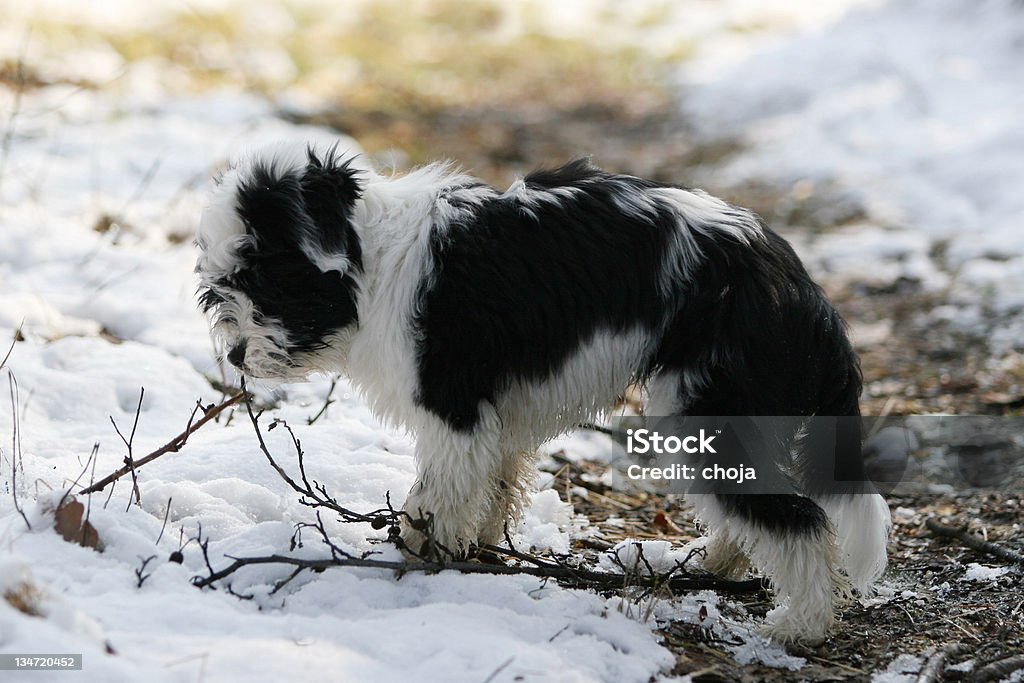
top-left (481, 657), bottom-right (515, 683)
top-left (83, 434), bottom-right (99, 542)
top-left (8, 370), bottom-right (29, 529)
top-left (0, 324), bottom-right (19, 370)
top-left (110, 387), bottom-right (145, 509)
top-left (135, 555), bottom-right (158, 588)
top-left (59, 443), bottom-right (99, 511)
top-left (268, 567), bottom-right (305, 596)
top-left (102, 473), bottom-right (117, 509)
top-left (548, 624), bottom-right (570, 642)
top-left (925, 518), bottom-right (1024, 566)
top-left (240, 378), bottom-right (378, 525)
top-left (156, 497), bottom-right (173, 545)
top-left (81, 392), bottom-right (244, 495)
top-left (306, 377), bottom-right (338, 425)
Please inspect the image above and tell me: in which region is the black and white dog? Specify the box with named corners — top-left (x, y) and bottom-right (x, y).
top-left (195, 141), bottom-right (890, 643)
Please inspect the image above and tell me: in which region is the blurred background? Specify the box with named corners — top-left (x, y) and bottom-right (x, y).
top-left (2, 0), bottom-right (1023, 416)
top-left (2, 5), bottom-right (1023, 676)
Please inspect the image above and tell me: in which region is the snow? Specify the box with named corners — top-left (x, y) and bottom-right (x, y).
top-left (961, 562), bottom-right (1011, 583)
top-left (0, 279), bottom-right (669, 681)
top-left (3, 0), bottom-right (1023, 680)
top-left (651, 587), bottom-right (806, 672)
top-left (0, 251), bottom-right (671, 683)
top-left (872, 653), bottom-right (923, 683)
top-left (0, 79), bottom-right (672, 682)
top-left (681, 0), bottom-right (1024, 348)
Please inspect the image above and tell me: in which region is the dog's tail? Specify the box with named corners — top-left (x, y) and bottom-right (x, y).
top-left (796, 321), bottom-right (891, 594)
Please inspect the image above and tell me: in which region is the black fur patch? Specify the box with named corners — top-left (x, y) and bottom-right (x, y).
top-left (413, 161), bottom-right (675, 431)
top-left (300, 146), bottom-right (364, 269)
top-left (213, 154), bottom-right (364, 354)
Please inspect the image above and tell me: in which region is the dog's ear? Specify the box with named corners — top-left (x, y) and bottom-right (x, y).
top-left (300, 146), bottom-right (363, 265)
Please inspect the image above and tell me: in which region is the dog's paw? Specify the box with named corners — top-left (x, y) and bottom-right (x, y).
top-left (398, 514), bottom-right (469, 562)
top-left (397, 516), bottom-right (432, 559)
top-left (762, 604), bottom-right (833, 647)
top-left (698, 534), bottom-right (751, 581)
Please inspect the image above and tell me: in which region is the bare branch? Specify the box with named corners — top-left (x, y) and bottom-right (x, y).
top-left (81, 392), bottom-right (244, 495)
top-left (926, 517), bottom-right (1024, 566)
top-left (216, 379), bottom-right (768, 598)
top-left (191, 542), bottom-right (766, 594)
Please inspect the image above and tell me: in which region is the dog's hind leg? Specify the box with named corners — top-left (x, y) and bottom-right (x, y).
top-left (676, 405), bottom-right (847, 643)
top-left (647, 371), bottom-right (757, 580)
top-left (691, 491), bottom-right (847, 645)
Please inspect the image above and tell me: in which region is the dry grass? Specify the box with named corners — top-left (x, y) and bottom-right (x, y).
top-left (18, 1), bottom-right (670, 109)
top-left (3, 581), bottom-right (45, 617)
top-left (10, 1), bottom-right (686, 183)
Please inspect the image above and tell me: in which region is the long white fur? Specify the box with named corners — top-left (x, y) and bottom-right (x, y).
top-left (819, 491), bottom-right (892, 594)
top-left (691, 494), bottom-right (850, 644)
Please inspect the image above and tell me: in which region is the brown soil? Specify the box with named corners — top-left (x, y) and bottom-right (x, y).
top-left (543, 454), bottom-right (1023, 682)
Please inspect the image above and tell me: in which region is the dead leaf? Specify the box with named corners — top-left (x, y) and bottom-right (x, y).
top-left (652, 510), bottom-right (683, 534)
top-left (54, 498), bottom-right (104, 552)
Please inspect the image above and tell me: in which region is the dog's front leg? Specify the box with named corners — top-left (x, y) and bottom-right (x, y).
top-left (399, 409), bottom-right (502, 559)
top-left (477, 450), bottom-right (537, 546)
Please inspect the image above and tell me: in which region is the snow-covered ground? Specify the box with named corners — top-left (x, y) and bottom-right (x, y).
top-left (681, 0), bottom-right (1024, 354)
top-left (2, 0), bottom-right (1023, 681)
top-left (0, 86), bottom-right (683, 681)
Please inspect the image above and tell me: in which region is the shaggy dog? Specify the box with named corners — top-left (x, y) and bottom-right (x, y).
top-left (195, 141), bottom-right (890, 643)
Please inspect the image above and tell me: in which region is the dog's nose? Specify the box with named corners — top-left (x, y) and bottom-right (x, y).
top-left (227, 341), bottom-right (247, 369)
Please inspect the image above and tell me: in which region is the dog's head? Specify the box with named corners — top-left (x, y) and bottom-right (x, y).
top-left (195, 142), bottom-right (363, 379)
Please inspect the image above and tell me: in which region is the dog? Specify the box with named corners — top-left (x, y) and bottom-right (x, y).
top-left (195, 141), bottom-right (891, 644)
